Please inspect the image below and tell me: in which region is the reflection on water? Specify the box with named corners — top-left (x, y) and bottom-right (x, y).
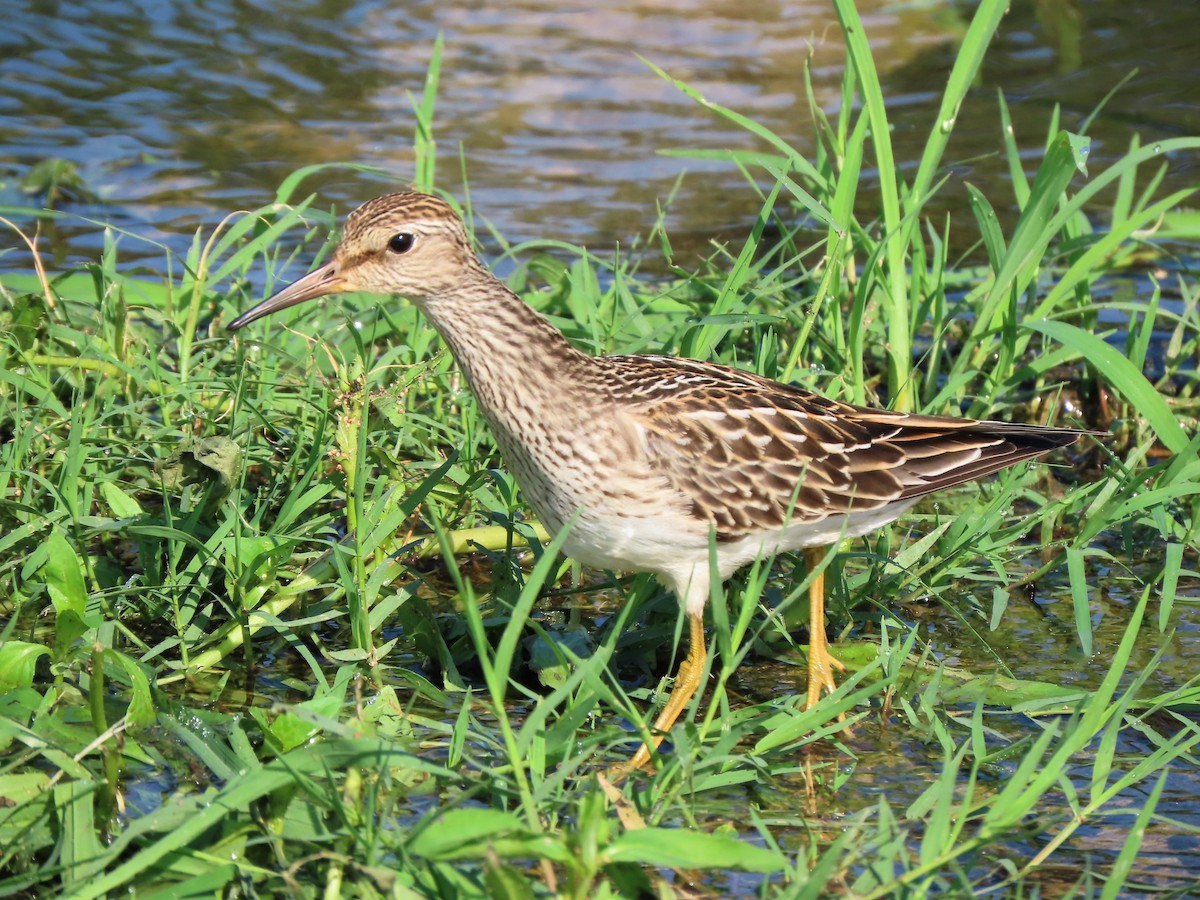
top-left (1, 0), bottom-right (1196, 272)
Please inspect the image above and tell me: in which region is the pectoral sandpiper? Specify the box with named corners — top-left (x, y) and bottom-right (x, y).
top-left (229, 191), bottom-right (1088, 773)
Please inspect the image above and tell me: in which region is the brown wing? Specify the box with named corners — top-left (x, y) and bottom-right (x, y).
top-left (603, 355), bottom-right (1088, 541)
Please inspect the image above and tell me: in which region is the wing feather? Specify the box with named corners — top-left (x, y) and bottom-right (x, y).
top-left (603, 356), bottom-right (1087, 541)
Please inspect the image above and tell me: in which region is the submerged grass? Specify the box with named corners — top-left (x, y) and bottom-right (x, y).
top-left (3, 0), bottom-right (1200, 895)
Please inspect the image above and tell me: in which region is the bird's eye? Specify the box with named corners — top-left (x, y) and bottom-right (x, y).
top-left (388, 233), bottom-right (415, 254)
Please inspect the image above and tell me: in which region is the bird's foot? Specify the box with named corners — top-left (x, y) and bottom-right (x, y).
top-left (804, 643), bottom-right (847, 713)
top-left (605, 744), bottom-right (657, 783)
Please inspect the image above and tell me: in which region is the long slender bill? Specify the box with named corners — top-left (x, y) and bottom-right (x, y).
top-left (227, 262), bottom-right (345, 331)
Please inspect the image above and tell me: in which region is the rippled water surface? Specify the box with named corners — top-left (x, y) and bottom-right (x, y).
top-left (2, 0), bottom-right (1197, 270)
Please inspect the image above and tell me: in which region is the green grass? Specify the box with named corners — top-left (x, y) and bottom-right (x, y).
top-left (3, 0), bottom-right (1200, 895)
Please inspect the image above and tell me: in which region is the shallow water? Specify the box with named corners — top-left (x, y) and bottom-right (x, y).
top-left (2, 0), bottom-right (1197, 272)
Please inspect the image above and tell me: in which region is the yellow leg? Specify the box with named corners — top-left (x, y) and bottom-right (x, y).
top-left (804, 547), bottom-right (845, 709)
top-left (610, 612), bottom-right (707, 778)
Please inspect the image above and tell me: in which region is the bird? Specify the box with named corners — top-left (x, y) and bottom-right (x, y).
top-left (228, 191), bottom-right (1089, 774)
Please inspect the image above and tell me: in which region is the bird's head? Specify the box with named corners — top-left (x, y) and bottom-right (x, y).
top-left (227, 191), bottom-right (480, 331)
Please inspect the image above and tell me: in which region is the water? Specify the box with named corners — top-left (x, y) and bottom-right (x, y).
top-left (2, 0), bottom-right (1197, 275)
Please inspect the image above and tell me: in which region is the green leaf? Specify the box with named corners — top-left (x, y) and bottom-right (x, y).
top-left (940, 674), bottom-right (1087, 711)
top-left (978, 130), bottom-right (1091, 334)
top-left (56, 740), bottom-right (455, 900)
top-left (408, 808), bottom-right (524, 858)
top-left (55, 779), bottom-right (103, 887)
top-left (483, 850), bottom-right (538, 900)
top-left (1159, 542), bottom-right (1184, 632)
top-left (965, 183), bottom-right (1005, 272)
top-left (0, 641), bottom-right (50, 692)
top-left (158, 434), bottom-right (243, 495)
top-left (6, 293), bottom-right (47, 355)
top-left (989, 587), bottom-right (1010, 632)
top-left (527, 628), bottom-right (593, 689)
top-left (250, 694), bottom-right (341, 755)
top-left (1067, 548), bottom-right (1093, 656)
top-left (44, 530), bottom-right (87, 615)
top-left (605, 827), bottom-right (786, 873)
top-left (1025, 319), bottom-right (1189, 453)
top-left (1101, 771), bottom-right (1168, 900)
top-left (1065, 131), bottom-right (1091, 175)
top-left (0, 773), bottom-right (53, 872)
top-left (0, 772), bottom-right (51, 805)
top-left (100, 481), bottom-right (143, 519)
top-left (107, 651), bottom-right (156, 730)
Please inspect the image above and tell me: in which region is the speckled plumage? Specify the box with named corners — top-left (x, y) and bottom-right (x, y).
top-left (229, 191), bottom-right (1089, 773)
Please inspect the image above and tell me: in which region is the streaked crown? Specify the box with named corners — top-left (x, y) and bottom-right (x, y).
top-left (335, 191), bottom-right (484, 300)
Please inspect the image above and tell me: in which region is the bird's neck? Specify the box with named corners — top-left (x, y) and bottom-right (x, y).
top-left (417, 276), bottom-right (593, 422)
